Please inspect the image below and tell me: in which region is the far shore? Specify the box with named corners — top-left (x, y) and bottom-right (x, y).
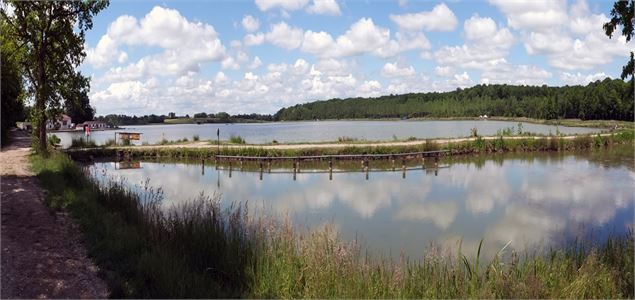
top-left (94, 117), bottom-right (632, 130)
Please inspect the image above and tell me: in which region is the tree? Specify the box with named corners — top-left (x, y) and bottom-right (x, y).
top-left (604, 0), bottom-right (634, 80)
top-left (1, 1), bottom-right (108, 152)
top-left (63, 72), bottom-right (95, 124)
top-left (194, 112), bottom-right (208, 118)
top-left (1, 17), bottom-right (24, 145)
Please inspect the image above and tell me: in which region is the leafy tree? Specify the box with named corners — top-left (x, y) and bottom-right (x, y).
top-left (1, 1), bottom-right (108, 152)
top-left (604, 0), bottom-right (634, 79)
top-left (63, 72), bottom-right (95, 124)
top-left (0, 17), bottom-right (24, 145)
top-left (193, 112), bottom-right (208, 118)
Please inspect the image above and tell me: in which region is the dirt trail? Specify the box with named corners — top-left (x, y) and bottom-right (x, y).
top-left (1, 129), bottom-right (108, 299)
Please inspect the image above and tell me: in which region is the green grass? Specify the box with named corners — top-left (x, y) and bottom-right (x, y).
top-left (31, 151), bottom-right (634, 298)
top-left (68, 131), bottom-right (635, 161)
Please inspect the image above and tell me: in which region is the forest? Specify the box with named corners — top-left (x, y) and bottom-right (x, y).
top-left (274, 78), bottom-right (634, 121)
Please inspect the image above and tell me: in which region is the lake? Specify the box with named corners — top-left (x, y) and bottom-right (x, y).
top-left (55, 120), bottom-right (602, 148)
top-left (87, 146), bottom-right (634, 259)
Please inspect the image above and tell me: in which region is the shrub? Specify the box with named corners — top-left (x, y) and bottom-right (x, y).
top-left (70, 137), bottom-right (97, 148)
top-left (193, 135), bottom-right (200, 141)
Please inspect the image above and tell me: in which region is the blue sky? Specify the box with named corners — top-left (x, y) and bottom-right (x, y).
top-left (81, 0), bottom-right (631, 116)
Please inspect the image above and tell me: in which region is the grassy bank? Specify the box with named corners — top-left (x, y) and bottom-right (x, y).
top-left (32, 152), bottom-right (634, 298)
top-left (66, 130), bottom-right (634, 161)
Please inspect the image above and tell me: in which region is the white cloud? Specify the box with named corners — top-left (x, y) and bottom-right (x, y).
top-left (244, 32), bottom-right (265, 46)
top-left (481, 64), bottom-right (552, 85)
top-left (389, 3), bottom-right (458, 32)
top-left (301, 30), bottom-right (336, 54)
top-left (560, 71), bottom-right (607, 85)
top-left (434, 66), bottom-right (453, 77)
top-left (333, 18), bottom-right (390, 56)
top-left (489, 0), bottom-right (568, 32)
top-left (265, 22), bottom-right (304, 49)
top-left (248, 56), bottom-right (263, 69)
top-left (306, 0), bottom-right (341, 16)
top-left (241, 15), bottom-right (260, 32)
top-left (434, 15), bottom-right (514, 71)
top-left (381, 62), bottom-right (416, 78)
top-left (86, 6), bottom-right (226, 76)
top-left (255, 0), bottom-right (310, 11)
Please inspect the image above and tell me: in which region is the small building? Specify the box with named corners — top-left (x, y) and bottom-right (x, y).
top-left (78, 120), bottom-right (109, 130)
top-left (46, 114), bottom-right (73, 130)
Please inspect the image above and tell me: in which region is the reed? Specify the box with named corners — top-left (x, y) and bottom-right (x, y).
top-left (31, 152), bottom-right (634, 299)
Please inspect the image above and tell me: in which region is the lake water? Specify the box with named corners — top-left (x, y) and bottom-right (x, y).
top-left (55, 120), bottom-right (602, 148)
top-left (87, 146), bottom-right (634, 259)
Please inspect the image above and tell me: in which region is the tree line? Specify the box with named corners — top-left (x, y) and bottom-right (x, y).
top-left (274, 79), bottom-right (634, 121)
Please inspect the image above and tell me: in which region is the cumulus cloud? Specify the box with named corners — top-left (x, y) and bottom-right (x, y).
top-left (255, 0), bottom-right (310, 11)
top-left (241, 15), bottom-right (260, 32)
top-left (390, 3), bottom-right (458, 32)
top-left (560, 71), bottom-right (608, 85)
top-left (265, 22), bottom-right (304, 49)
top-left (86, 6), bottom-right (226, 74)
top-left (381, 62), bottom-right (416, 78)
top-left (488, 0), bottom-right (568, 32)
top-left (306, 0), bottom-right (341, 16)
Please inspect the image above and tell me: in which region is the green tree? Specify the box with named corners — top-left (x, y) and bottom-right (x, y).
top-left (0, 17), bottom-right (24, 145)
top-left (63, 72), bottom-right (95, 124)
top-left (604, 0), bottom-right (634, 79)
top-left (1, 0), bottom-right (108, 152)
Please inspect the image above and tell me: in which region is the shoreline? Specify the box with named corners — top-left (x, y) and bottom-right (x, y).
top-left (65, 131), bottom-right (634, 159)
top-left (83, 117), bottom-right (633, 129)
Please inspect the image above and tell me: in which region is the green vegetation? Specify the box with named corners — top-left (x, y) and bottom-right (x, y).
top-left (603, 0), bottom-right (634, 80)
top-left (0, 18), bottom-right (26, 145)
top-left (2, 1), bottom-right (108, 152)
top-left (275, 79), bottom-right (634, 121)
top-left (67, 131), bottom-right (634, 161)
top-left (230, 135), bottom-right (246, 144)
top-left (70, 137), bottom-right (97, 149)
top-left (192, 134), bottom-right (200, 141)
top-left (31, 152), bottom-right (635, 298)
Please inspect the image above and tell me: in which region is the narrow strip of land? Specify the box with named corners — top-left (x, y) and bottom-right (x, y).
top-left (1, 130), bottom-right (108, 298)
top-left (107, 132), bottom-right (616, 151)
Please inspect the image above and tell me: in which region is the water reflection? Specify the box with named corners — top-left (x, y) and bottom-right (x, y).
top-left (89, 148), bottom-right (634, 259)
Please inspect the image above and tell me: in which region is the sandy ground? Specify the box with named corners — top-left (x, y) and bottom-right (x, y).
top-left (110, 133), bottom-right (615, 151)
top-left (1, 129), bottom-right (108, 299)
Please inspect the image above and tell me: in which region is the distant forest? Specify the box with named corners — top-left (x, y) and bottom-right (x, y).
top-left (274, 78), bottom-right (634, 121)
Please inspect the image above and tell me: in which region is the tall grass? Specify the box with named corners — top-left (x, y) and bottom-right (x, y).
top-left (31, 152), bottom-right (634, 298)
top-left (230, 135), bottom-right (246, 144)
top-left (70, 136), bottom-right (97, 148)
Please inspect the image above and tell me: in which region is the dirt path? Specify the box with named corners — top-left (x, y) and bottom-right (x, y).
top-left (109, 133), bottom-right (615, 151)
top-left (1, 130), bottom-right (108, 299)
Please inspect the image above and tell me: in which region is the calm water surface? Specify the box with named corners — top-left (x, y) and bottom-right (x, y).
top-left (56, 120), bottom-right (602, 148)
top-left (88, 146), bottom-right (634, 259)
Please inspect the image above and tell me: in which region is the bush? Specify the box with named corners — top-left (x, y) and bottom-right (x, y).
top-left (48, 134), bottom-right (61, 147)
top-left (193, 135), bottom-right (200, 141)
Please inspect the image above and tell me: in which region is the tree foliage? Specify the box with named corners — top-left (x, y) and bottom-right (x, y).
top-left (604, 0), bottom-right (634, 80)
top-left (275, 79), bottom-right (634, 121)
top-left (0, 17), bottom-right (25, 145)
top-left (1, 1), bottom-right (108, 152)
top-left (63, 73), bottom-right (95, 124)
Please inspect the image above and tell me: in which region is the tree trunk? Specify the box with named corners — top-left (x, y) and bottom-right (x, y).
top-left (36, 29), bottom-right (47, 153)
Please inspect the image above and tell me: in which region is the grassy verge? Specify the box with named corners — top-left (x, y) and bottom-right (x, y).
top-left (31, 152), bottom-right (634, 298)
top-left (67, 131), bottom-right (634, 160)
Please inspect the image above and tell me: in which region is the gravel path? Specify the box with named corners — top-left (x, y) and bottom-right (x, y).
top-left (1, 130), bottom-right (108, 299)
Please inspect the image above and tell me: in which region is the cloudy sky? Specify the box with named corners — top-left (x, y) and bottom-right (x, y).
top-left (82, 0), bottom-right (631, 116)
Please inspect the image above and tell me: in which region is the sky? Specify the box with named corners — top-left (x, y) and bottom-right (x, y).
top-left (80, 0), bottom-right (632, 116)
